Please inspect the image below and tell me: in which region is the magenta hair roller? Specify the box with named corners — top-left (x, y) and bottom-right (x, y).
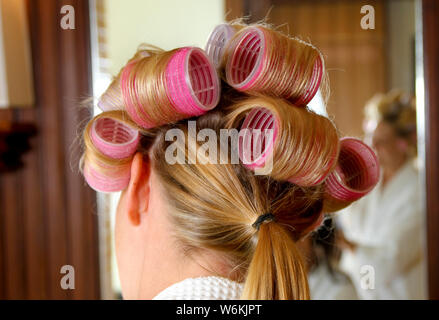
top-left (91, 116), bottom-right (140, 159)
top-left (205, 24), bottom-right (237, 69)
top-left (324, 137), bottom-right (380, 208)
top-left (225, 26), bottom-right (323, 106)
top-left (165, 47), bottom-right (220, 116)
top-left (238, 108), bottom-right (278, 169)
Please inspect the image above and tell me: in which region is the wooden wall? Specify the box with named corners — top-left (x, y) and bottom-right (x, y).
top-left (0, 0), bottom-right (100, 299)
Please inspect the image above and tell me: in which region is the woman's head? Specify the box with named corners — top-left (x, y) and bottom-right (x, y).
top-left (81, 23), bottom-right (378, 300)
top-left (364, 90), bottom-right (417, 169)
top-left (113, 108), bottom-right (327, 299)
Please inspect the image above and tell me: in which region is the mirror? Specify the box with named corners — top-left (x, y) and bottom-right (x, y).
top-left (88, 0), bottom-right (427, 299)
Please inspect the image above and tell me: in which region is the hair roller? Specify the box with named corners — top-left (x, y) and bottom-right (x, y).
top-left (205, 24), bottom-right (240, 69)
top-left (82, 111), bottom-right (140, 193)
top-left (224, 26), bottom-right (324, 106)
top-left (97, 50), bottom-right (152, 112)
top-left (120, 47), bottom-right (220, 129)
top-left (227, 97), bottom-right (339, 187)
top-left (90, 115), bottom-right (140, 159)
top-left (323, 137), bottom-right (380, 212)
top-left (83, 160), bottom-right (132, 193)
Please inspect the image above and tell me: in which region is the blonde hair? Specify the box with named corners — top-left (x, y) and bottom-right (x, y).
top-left (143, 108), bottom-right (323, 299)
top-left (80, 23), bottom-right (367, 300)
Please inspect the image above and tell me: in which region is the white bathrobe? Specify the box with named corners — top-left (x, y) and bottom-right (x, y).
top-left (308, 264), bottom-right (358, 300)
top-left (337, 161), bottom-right (427, 299)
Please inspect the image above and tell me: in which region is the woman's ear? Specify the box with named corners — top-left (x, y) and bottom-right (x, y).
top-left (125, 152), bottom-right (151, 226)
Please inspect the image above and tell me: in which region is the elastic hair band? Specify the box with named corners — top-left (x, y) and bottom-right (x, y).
top-left (252, 213), bottom-right (276, 230)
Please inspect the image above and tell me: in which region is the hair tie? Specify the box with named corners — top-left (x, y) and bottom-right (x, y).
top-left (252, 213), bottom-right (276, 231)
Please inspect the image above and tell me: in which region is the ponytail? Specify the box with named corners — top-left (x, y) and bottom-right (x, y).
top-left (241, 222), bottom-right (309, 300)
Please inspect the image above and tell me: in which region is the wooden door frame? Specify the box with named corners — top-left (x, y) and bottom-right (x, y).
top-left (421, 0), bottom-right (439, 300)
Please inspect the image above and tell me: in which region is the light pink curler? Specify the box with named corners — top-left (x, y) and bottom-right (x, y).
top-left (91, 117), bottom-right (140, 159)
top-left (325, 137), bottom-right (380, 203)
top-left (83, 161), bottom-right (130, 193)
top-left (97, 52), bottom-right (151, 112)
top-left (165, 47), bottom-right (220, 116)
top-left (225, 27), bottom-right (323, 106)
top-left (205, 24), bottom-right (237, 69)
top-left (238, 107), bottom-right (278, 169)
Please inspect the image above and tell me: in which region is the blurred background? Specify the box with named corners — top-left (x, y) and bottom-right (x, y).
top-left (0, 0), bottom-right (438, 299)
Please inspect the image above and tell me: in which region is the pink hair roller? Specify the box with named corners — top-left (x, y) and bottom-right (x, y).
top-left (97, 52), bottom-right (151, 112)
top-left (91, 116), bottom-right (140, 159)
top-left (121, 47), bottom-right (220, 129)
top-left (225, 26), bottom-right (323, 106)
top-left (325, 137), bottom-right (380, 203)
top-left (205, 24), bottom-right (237, 69)
top-left (83, 161), bottom-right (131, 193)
top-left (165, 47), bottom-right (220, 116)
top-left (238, 108), bottom-right (278, 169)
top-left (83, 116), bottom-right (139, 193)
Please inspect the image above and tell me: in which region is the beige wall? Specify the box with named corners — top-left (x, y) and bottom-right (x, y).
top-left (0, 0), bottom-right (34, 108)
top-left (386, 0), bottom-right (415, 93)
top-left (105, 0), bottom-right (225, 75)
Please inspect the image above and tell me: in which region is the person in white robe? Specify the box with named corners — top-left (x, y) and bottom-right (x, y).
top-left (336, 90), bottom-right (426, 300)
top-left (299, 217), bottom-right (358, 300)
